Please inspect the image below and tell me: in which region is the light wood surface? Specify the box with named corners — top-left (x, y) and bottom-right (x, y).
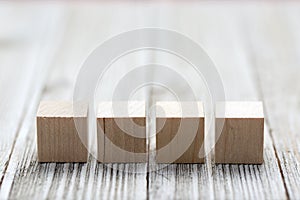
top-left (215, 102), bottom-right (264, 164)
top-left (37, 101), bottom-right (88, 162)
top-left (0, 2), bottom-right (299, 199)
top-left (156, 101), bottom-right (204, 163)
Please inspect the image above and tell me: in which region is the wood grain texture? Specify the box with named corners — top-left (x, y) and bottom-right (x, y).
top-left (207, 7), bottom-right (287, 198)
top-left (37, 101), bottom-right (88, 162)
top-left (0, 2), bottom-right (299, 200)
top-left (0, 4), bottom-right (67, 199)
top-left (0, 4), bottom-right (148, 199)
top-left (148, 4), bottom-right (286, 200)
top-left (215, 102), bottom-right (264, 164)
top-left (156, 101), bottom-right (204, 163)
top-left (97, 101), bottom-right (147, 163)
top-left (240, 4), bottom-right (300, 199)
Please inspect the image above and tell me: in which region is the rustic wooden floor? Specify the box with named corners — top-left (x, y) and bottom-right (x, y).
top-left (0, 2), bottom-right (299, 199)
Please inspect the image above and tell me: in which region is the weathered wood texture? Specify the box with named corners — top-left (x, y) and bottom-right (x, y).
top-left (0, 4), bottom-right (148, 199)
top-left (240, 5), bottom-right (300, 199)
top-left (149, 4), bottom-right (287, 200)
top-left (0, 2), bottom-right (299, 200)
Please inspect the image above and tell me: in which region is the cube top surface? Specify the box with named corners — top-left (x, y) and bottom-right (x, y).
top-left (97, 101), bottom-right (145, 118)
top-left (216, 101), bottom-right (264, 119)
top-left (37, 101), bottom-right (88, 118)
top-left (156, 101), bottom-right (204, 118)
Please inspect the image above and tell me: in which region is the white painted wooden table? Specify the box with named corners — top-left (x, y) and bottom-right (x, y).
top-left (0, 2), bottom-right (299, 199)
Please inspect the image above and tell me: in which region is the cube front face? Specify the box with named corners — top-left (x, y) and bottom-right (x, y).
top-left (155, 101), bottom-right (205, 164)
top-left (37, 117), bottom-right (88, 162)
top-left (36, 101), bottom-right (264, 164)
top-left (156, 117), bottom-right (204, 164)
top-left (215, 102), bottom-right (264, 164)
top-left (97, 102), bottom-right (147, 163)
top-left (99, 117), bottom-right (147, 163)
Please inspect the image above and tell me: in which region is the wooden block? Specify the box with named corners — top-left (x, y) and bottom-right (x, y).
top-left (215, 101), bottom-right (264, 164)
top-left (36, 101), bottom-right (88, 162)
top-left (97, 101), bottom-right (147, 163)
top-left (156, 101), bottom-right (205, 163)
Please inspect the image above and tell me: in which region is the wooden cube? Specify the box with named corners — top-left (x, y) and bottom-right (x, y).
top-left (97, 101), bottom-right (147, 163)
top-left (36, 101), bottom-right (88, 162)
top-left (215, 102), bottom-right (264, 164)
top-left (156, 101), bottom-right (205, 163)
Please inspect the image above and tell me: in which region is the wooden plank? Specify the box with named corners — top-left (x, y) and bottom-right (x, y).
top-left (0, 4), bottom-right (148, 199)
top-left (0, 2), bottom-right (296, 199)
top-left (147, 4), bottom-right (214, 199)
top-left (239, 4), bottom-right (300, 199)
top-left (208, 5), bottom-right (287, 199)
top-left (0, 4), bottom-right (67, 198)
top-left (149, 3), bottom-right (287, 199)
